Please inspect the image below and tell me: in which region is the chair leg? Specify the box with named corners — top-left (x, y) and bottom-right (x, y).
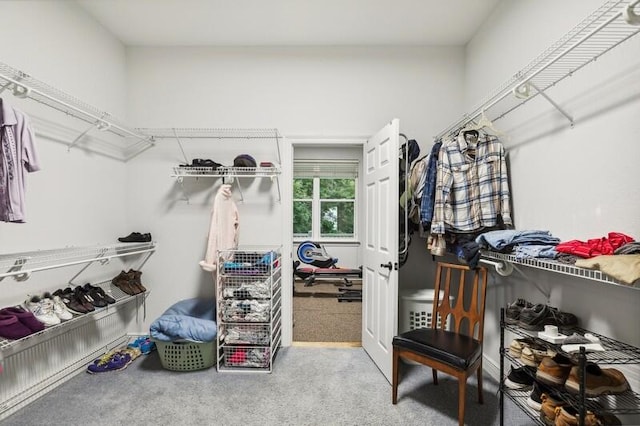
top-left (392, 349), bottom-right (399, 404)
top-left (477, 360), bottom-right (484, 404)
top-left (432, 368), bottom-right (438, 385)
top-left (458, 377), bottom-right (467, 426)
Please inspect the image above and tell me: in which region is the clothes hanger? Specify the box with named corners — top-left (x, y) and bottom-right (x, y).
top-left (460, 110), bottom-right (504, 138)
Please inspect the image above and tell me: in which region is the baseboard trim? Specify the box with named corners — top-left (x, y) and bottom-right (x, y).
top-left (483, 354), bottom-right (501, 381)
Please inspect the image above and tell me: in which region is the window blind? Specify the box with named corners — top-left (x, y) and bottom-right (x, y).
top-left (293, 160), bottom-right (359, 178)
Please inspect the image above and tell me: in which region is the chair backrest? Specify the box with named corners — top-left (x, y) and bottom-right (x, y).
top-left (431, 262), bottom-right (488, 342)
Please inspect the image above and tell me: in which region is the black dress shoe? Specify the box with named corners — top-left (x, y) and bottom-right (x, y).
top-left (118, 232), bottom-right (152, 243)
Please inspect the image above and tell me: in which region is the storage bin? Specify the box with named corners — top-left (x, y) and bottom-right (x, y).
top-left (154, 340), bottom-right (216, 371)
top-left (222, 346), bottom-right (270, 368)
top-left (400, 289), bottom-right (452, 333)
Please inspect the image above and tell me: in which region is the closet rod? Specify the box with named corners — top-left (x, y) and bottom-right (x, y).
top-left (434, 0), bottom-right (640, 141)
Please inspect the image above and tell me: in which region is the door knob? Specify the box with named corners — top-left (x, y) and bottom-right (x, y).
top-left (380, 262), bottom-right (392, 270)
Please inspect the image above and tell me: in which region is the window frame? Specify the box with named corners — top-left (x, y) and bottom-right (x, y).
top-left (293, 175), bottom-right (358, 243)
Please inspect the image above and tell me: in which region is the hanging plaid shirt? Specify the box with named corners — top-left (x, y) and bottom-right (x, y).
top-left (430, 132), bottom-right (511, 234)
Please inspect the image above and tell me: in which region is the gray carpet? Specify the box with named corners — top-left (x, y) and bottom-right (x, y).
top-left (3, 347), bottom-right (528, 426)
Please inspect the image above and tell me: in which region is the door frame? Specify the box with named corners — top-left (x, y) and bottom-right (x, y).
top-left (281, 136), bottom-right (367, 347)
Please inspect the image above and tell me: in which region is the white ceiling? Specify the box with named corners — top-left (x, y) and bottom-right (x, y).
top-left (76, 0), bottom-right (500, 47)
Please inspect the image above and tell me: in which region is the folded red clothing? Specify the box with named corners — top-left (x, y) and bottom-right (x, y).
top-left (556, 232), bottom-right (635, 258)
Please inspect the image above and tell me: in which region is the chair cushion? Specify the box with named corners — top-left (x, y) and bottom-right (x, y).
top-left (393, 328), bottom-right (482, 370)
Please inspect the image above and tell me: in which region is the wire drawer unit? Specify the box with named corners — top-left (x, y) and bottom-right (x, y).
top-left (216, 247), bottom-right (282, 373)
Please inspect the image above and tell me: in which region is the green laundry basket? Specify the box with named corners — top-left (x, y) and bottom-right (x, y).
top-left (154, 339), bottom-right (216, 371)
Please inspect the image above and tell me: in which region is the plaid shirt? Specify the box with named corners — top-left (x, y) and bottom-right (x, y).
top-left (430, 132), bottom-right (511, 234)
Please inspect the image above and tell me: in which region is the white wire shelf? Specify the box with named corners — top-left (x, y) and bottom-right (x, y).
top-left (0, 61), bottom-right (154, 157)
top-left (0, 242), bottom-right (156, 281)
top-left (172, 166), bottom-right (280, 178)
top-left (137, 128), bottom-right (281, 140)
top-left (436, 0), bottom-right (640, 139)
top-left (0, 281), bottom-right (148, 355)
top-left (481, 250), bottom-right (637, 289)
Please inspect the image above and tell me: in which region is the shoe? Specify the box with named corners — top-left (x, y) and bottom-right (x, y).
top-left (539, 393), bottom-right (566, 425)
top-left (192, 159), bottom-right (222, 169)
top-left (118, 232), bottom-right (152, 243)
top-left (521, 345), bottom-right (556, 368)
top-left (554, 405), bottom-right (621, 426)
top-left (72, 287), bottom-right (96, 312)
top-left (127, 336), bottom-right (155, 355)
top-left (505, 298), bottom-right (533, 324)
top-left (112, 271), bottom-right (138, 296)
top-left (53, 288), bottom-right (88, 314)
top-left (527, 380), bottom-right (557, 411)
top-left (127, 269), bottom-right (147, 293)
top-left (0, 306), bottom-right (46, 332)
top-left (536, 353), bottom-right (574, 386)
top-left (0, 313), bottom-right (34, 339)
top-left (518, 304), bottom-right (578, 331)
top-left (84, 283), bottom-right (116, 305)
top-left (565, 362), bottom-right (630, 396)
top-left (86, 349), bottom-right (134, 374)
top-left (504, 365), bottom-right (536, 390)
top-left (42, 292), bottom-right (73, 321)
top-left (80, 284), bottom-right (108, 307)
top-left (24, 296), bottom-right (61, 326)
top-left (508, 337), bottom-right (537, 359)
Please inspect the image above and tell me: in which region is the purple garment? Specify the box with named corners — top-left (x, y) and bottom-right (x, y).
top-left (0, 99), bottom-right (40, 223)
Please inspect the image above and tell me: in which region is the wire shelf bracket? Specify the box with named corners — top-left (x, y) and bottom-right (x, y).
top-left (435, 0), bottom-right (640, 141)
top-left (0, 61), bottom-right (154, 161)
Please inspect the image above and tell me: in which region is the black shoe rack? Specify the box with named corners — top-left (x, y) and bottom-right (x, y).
top-left (499, 308), bottom-right (640, 426)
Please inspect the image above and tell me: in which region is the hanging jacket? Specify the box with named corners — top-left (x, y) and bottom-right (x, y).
top-left (0, 98), bottom-right (40, 223)
top-left (199, 184), bottom-right (239, 272)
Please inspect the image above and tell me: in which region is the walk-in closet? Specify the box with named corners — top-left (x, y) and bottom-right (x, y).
top-left (1, 1), bottom-right (639, 425)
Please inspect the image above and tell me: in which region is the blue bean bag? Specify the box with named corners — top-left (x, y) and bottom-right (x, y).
top-left (150, 298), bottom-right (217, 343)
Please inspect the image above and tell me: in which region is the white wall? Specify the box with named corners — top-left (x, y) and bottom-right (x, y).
top-left (0, 2), bottom-right (131, 305)
top-left (124, 46), bottom-right (466, 339)
top-left (464, 0), bottom-right (640, 372)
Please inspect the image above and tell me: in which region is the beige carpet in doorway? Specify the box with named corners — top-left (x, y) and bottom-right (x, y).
top-left (293, 297), bottom-right (361, 342)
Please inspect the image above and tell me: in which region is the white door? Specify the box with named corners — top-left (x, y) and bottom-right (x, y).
top-left (362, 119), bottom-right (400, 382)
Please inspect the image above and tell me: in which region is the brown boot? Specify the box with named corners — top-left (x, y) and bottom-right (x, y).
top-left (128, 269), bottom-right (147, 293)
top-left (112, 270), bottom-right (137, 296)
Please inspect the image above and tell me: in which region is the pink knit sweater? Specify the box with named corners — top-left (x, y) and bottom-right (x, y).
top-left (199, 184), bottom-right (239, 271)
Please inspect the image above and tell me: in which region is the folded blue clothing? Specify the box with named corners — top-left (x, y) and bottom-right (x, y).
top-left (476, 230), bottom-right (560, 251)
top-left (150, 298), bottom-right (217, 343)
top-left (514, 245), bottom-right (558, 260)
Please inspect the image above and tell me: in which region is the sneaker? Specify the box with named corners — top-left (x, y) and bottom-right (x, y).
top-left (72, 287), bottom-right (96, 312)
top-left (86, 349), bottom-right (133, 374)
top-left (536, 353), bottom-right (574, 386)
top-left (504, 365), bottom-right (536, 390)
top-left (505, 298), bottom-right (533, 324)
top-left (118, 232), bottom-right (152, 243)
top-left (24, 296), bottom-right (61, 326)
top-left (539, 393), bottom-right (566, 425)
top-left (43, 292), bottom-right (73, 321)
top-left (527, 380), bottom-right (557, 411)
top-left (53, 288), bottom-right (89, 314)
top-left (521, 345), bottom-right (556, 368)
top-left (554, 405), bottom-right (621, 426)
top-left (565, 362), bottom-right (630, 396)
top-left (518, 304), bottom-right (578, 331)
top-left (508, 336), bottom-right (537, 358)
top-left (81, 283), bottom-right (109, 307)
top-left (127, 336), bottom-right (155, 355)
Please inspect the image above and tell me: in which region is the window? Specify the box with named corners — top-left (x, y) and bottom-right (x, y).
top-left (293, 160), bottom-right (358, 241)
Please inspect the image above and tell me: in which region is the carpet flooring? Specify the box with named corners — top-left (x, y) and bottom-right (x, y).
top-left (3, 346), bottom-right (529, 426)
top-left (293, 297), bottom-right (361, 342)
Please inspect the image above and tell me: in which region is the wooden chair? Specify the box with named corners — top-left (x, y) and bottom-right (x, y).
top-left (392, 262), bottom-right (488, 426)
